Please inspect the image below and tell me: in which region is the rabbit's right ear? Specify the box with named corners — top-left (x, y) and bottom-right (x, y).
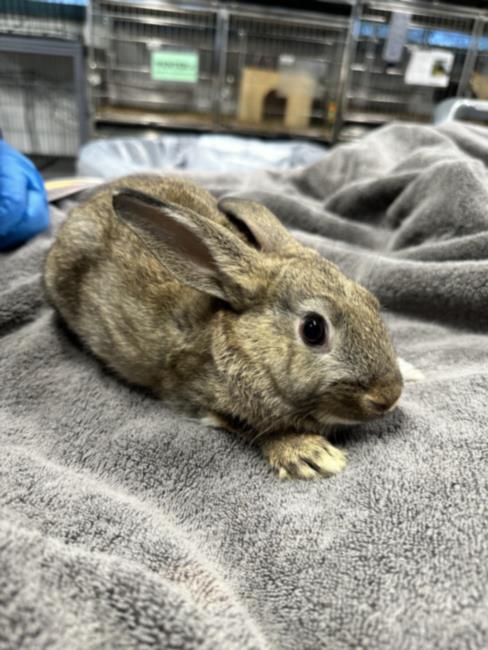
top-left (112, 189), bottom-right (262, 309)
top-left (218, 198), bottom-right (296, 253)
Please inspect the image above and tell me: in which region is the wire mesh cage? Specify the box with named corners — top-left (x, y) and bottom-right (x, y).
top-left (89, 0), bottom-right (354, 140)
top-left (0, 1), bottom-right (87, 156)
top-left (89, 0), bottom-right (219, 129)
top-left (0, 0), bottom-right (86, 41)
top-left (218, 4), bottom-right (352, 139)
top-left (0, 39), bottom-right (87, 156)
top-left (344, 0), bottom-right (481, 125)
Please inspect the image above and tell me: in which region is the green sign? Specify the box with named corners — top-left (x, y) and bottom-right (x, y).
top-left (150, 50), bottom-right (199, 83)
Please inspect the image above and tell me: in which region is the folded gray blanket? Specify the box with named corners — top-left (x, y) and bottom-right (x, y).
top-left (1, 121), bottom-right (487, 650)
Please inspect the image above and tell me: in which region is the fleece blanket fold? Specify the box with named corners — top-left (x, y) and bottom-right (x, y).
top-left (1, 121), bottom-right (487, 650)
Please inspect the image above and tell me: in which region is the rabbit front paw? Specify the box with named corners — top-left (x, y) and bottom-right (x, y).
top-left (260, 434), bottom-right (346, 480)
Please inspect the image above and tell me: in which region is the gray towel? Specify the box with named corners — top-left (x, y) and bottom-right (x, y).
top-left (1, 121), bottom-right (487, 650)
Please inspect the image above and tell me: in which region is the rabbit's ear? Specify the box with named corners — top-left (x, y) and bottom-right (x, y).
top-left (112, 188), bottom-right (261, 308)
top-left (218, 198), bottom-right (295, 253)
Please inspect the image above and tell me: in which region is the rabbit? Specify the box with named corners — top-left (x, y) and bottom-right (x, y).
top-left (44, 173), bottom-right (403, 480)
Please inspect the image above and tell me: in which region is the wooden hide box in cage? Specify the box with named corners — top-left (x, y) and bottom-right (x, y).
top-left (237, 67), bottom-right (316, 129)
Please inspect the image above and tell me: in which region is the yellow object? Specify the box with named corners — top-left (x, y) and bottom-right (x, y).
top-left (45, 177), bottom-right (102, 203)
top-left (238, 67), bottom-right (315, 129)
top-left (470, 72), bottom-right (488, 100)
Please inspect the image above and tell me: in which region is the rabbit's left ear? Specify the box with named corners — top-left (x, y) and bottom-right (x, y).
top-left (112, 188), bottom-right (265, 310)
top-left (218, 198), bottom-right (296, 254)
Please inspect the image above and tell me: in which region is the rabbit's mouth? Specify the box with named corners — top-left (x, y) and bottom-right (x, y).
top-left (316, 413), bottom-right (364, 427)
top-left (314, 384), bottom-right (402, 426)
top-left (287, 391), bottom-right (395, 431)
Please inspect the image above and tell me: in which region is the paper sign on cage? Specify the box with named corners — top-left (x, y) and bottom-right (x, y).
top-left (150, 50), bottom-right (199, 83)
top-left (405, 49), bottom-right (454, 88)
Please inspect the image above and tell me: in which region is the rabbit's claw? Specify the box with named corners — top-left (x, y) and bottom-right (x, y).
top-left (261, 434), bottom-right (346, 480)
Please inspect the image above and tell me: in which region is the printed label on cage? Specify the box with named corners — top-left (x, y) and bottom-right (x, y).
top-left (383, 12), bottom-right (411, 63)
top-left (405, 49), bottom-right (454, 87)
top-left (150, 51), bottom-right (199, 83)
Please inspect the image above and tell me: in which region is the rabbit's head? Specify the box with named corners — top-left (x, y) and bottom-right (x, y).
top-left (112, 188), bottom-right (403, 432)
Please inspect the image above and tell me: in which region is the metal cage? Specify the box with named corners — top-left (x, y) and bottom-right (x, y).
top-left (89, 0), bottom-right (355, 140)
top-left (0, 37), bottom-right (87, 156)
top-left (344, 0), bottom-right (482, 125)
top-left (217, 4), bottom-right (353, 140)
top-left (0, 0), bottom-right (85, 41)
top-left (89, 0), bottom-right (220, 130)
top-left (0, 2), bottom-right (87, 156)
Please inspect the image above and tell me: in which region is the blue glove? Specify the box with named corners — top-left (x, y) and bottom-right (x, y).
top-left (0, 140), bottom-right (49, 250)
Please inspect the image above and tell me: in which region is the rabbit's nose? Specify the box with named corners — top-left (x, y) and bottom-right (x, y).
top-left (364, 396), bottom-right (391, 413)
top-left (361, 382), bottom-right (402, 416)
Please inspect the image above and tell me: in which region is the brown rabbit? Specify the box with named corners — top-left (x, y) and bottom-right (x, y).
top-left (44, 174), bottom-right (403, 480)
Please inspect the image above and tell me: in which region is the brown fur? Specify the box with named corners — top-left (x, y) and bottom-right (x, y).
top-left (44, 174), bottom-right (403, 479)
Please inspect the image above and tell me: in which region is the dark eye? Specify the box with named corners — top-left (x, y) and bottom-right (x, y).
top-left (300, 312), bottom-right (327, 347)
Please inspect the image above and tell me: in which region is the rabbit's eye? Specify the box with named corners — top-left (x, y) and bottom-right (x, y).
top-left (300, 313), bottom-right (327, 346)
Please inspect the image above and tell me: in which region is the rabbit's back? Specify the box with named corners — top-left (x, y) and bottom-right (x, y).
top-left (44, 175), bottom-right (219, 395)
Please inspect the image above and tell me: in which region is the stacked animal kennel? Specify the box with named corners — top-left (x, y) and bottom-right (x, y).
top-left (88, 1), bottom-right (220, 129)
top-left (4, 0), bottom-right (488, 151)
top-left (0, 0), bottom-right (88, 156)
top-left (342, 0), bottom-right (484, 127)
top-left (88, 0), bottom-right (355, 141)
